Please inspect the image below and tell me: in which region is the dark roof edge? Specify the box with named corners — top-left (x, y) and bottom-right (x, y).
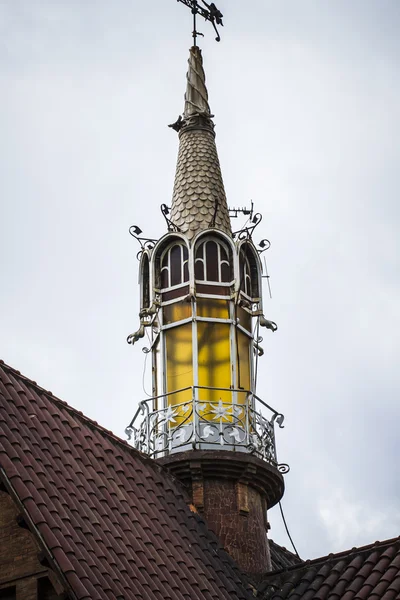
top-left (0, 467), bottom-right (77, 600)
top-left (264, 535), bottom-right (400, 577)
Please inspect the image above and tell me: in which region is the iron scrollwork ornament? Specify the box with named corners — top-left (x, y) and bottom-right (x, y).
top-left (176, 0), bottom-right (224, 44)
top-left (126, 390), bottom-right (288, 469)
top-left (129, 225), bottom-right (157, 259)
top-left (233, 212), bottom-right (263, 241)
top-left (278, 463), bottom-right (290, 474)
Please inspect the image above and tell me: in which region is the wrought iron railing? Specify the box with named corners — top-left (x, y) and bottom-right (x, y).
top-left (126, 386), bottom-right (287, 470)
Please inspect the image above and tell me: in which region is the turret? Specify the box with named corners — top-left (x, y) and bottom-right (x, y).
top-left (126, 46), bottom-right (287, 575)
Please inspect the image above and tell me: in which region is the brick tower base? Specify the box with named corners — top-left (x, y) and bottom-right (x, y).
top-left (157, 450), bottom-right (284, 574)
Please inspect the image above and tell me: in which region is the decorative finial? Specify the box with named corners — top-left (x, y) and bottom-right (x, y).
top-left (169, 46), bottom-right (214, 134)
top-left (184, 46), bottom-right (211, 117)
top-left (176, 0), bottom-right (224, 46)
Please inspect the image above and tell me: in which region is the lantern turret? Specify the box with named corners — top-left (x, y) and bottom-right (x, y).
top-left (126, 46), bottom-right (288, 575)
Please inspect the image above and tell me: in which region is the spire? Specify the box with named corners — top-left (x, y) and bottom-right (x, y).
top-left (184, 45), bottom-right (211, 117)
top-left (169, 47), bottom-right (232, 240)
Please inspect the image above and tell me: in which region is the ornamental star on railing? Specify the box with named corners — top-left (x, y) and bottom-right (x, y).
top-left (210, 400), bottom-right (231, 419)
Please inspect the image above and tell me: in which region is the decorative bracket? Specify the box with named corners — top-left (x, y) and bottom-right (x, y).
top-left (161, 204), bottom-right (181, 232)
top-left (233, 212), bottom-right (263, 241)
top-left (127, 324), bottom-right (145, 346)
top-left (129, 225), bottom-right (157, 258)
top-left (259, 315), bottom-right (278, 333)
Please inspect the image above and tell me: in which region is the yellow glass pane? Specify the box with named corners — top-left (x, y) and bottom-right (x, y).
top-left (237, 306), bottom-right (252, 332)
top-left (197, 322), bottom-right (232, 419)
top-left (166, 324), bottom-right (193, 423)
top-left (237, 330), bottom-right (251, 405)
top-left (196, 298), bottom-right (230, 320)
top-left (163, 301), bottom-right (192, 325)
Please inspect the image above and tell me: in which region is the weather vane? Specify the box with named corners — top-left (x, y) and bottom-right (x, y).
top-left (176, 0), bottom-right (224, 45)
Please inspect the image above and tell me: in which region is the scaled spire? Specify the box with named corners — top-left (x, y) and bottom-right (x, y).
top-left (169, 47), bottom-right (232, 240)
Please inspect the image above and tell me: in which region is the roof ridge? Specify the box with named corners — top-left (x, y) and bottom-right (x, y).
top-left (264, 536), bottom-right (400, 578)
top-left (306, 536), bottom-right (400, 565)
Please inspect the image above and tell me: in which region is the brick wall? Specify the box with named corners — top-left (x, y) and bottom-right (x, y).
top-left (0, 491), bottom-right (62, 599)
top-left (202, 479), bottom-right (271, 574)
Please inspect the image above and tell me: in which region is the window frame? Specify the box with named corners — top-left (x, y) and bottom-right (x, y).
top-left (160, 242), bottom-right (189, 292)
top-left (238, 242), bottom-right (261, 301)
top-left (194, 236), bottom-right (234, 288)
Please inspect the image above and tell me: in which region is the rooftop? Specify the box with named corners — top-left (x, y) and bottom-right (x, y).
top-left (1, 358), bottom-right (399, 599)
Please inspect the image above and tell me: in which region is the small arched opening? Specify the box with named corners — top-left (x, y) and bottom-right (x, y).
top-left (194, 235), bottom-right (234, 296)
top-left (140, 252), bottom-right (150, 311)
top-left (239, 242), bottom-right (261, 300)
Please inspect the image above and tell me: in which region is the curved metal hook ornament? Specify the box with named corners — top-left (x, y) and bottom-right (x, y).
top-left (125, 427), bottom-right (134, 441)
top-left (254, 342), bottom-right (264, 357)
top-left (233, 213), bottom-right (263, 241)
top-left (161, 204), bottom-right (180, 233)
top-left (129, 225), bottom-right (157, 258)
top-left (252, 213), bottom-right (263, 226)
top-left (259, 315), bottom-right (278, 333)
top-left (272, 413), bottom-right (285, 429)
top-left (258, 238), bottom-right (271, 254)
top-left (127, 324), bottom-right (145, 346)
top-left (278, 463), bottom-right (290, 474)
top-left (138, 400), bottom-right (149, 417)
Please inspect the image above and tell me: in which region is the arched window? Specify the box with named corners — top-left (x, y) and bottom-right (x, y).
top-left (141, 253), bottom-right (150, 309)
top-left (240, 251), bottom-right (252, 297)
top-left (195, 238), bottom-right (232, 283)
top-left (239, 244), bottom-right (260, 299)
top-left (160, 243), bottom-right (189, 290)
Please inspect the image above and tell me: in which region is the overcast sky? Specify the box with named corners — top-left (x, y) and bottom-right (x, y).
top-left (1, 0), bottom-right (399, 560)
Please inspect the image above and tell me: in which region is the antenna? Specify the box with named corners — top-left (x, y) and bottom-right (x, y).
top-left (229, 200), bottom-right (254, 220)
top-left (263, 255), bottom-right (273, 299)
top-left (175, 0), bottom-right (224, 45)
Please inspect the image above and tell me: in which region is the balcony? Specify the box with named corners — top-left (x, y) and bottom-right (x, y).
top-left (126, 386), bottom-right (288, 472)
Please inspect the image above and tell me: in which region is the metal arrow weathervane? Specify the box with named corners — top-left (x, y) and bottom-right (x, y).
top-left (176, 0), bottom-right (224, 45)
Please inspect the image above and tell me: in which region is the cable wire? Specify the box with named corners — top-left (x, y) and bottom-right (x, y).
top-left (253, 318), bottom-right (260, 396)
top-left (142, 330), bottom-right (153, 398)
top-left (278, 500), bottom-right (301, 559)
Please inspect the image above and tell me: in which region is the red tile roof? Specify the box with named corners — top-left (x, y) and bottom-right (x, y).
top-left (2, 358), bottom-right (399, 600)
top-left (258, 537), bottom-right (400, 600)
top-left (0, 360), bottom-right (254, 600)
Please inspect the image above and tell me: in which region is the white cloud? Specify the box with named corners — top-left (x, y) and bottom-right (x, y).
top-left (319, 488), bottom-right (400, 552)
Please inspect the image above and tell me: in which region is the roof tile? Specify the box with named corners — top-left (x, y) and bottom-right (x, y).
top-left (0, 360), bottom-right (253, 600)
top-left (259, 538), bottom-right (400, 600)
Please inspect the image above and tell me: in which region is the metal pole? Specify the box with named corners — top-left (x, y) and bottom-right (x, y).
top-left (192, 2), bottom-right (197, 47)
